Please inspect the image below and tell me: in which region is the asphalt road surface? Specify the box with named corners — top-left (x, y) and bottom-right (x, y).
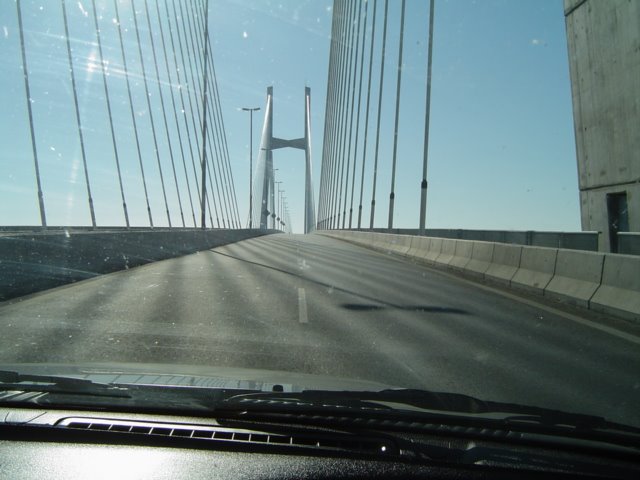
top-left (1, 233), bottom-right (639, 427)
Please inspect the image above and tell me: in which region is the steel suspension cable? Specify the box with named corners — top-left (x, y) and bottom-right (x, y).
top-left (322, 0), bottom-right (346, 228)
top-left (194, 0), bottom-right (242, 228)
top-left (335, 3), bottom-right (356, 228)
top-left (155, 0), bottom-right (197, 227)
top-left (163, 0), bottom-right (200, 226)
top-left (326, 0), bottom-right (348, 229)
top-left (358, 0), bottom-right (378, 229)
top-left (143, 0), bottom-right (185, 227)
top-left (209, 56), bottom-right (241, 228)
top-left (16, 0), bottom-right (47, 226)
top-left (178, 0), bottom-right (221, 228)
top-left (318, 0), bottom-right (341, 228)
top-left (338, 0), bottom-right (358, 229)
top-left (419, 0), bottom-right (436, 235)
top-left (61, 0), bottom-right (96, 226)
top-left (342, 0), bottom-right (364, 229)
top-left (328, 0), bottom-right (352, 229)
top-left (322, 0), bottom-right (344, 229)
top-left (387, 0), bottom-right (406, 230)
top-left (369, 0), bottom-right (389, 229)
top-left (131, 0), bottom-right (172, 227)
top-left (198, 0), bottom-right (211, 229)
top-left (114, 0), bottom-right (153, 226)
top-left (332, 0), bottom-right (352, 229)
top-left (318, 0), bottom-right (339, 227)
top-left (183, 0), bottom-right (227, 229)
top-left (91, 0), bottom-right (129, 227)
top-left (348, 0), bottom-right (369, 229)
top-left (210, 67), bottom-right (242, 228)
top-left (171, 0), bottom-right (215, 227)
top-left (190, 1), bottom-right (235, 229)
top-left (209, 61), bottom-right (240, 228)
top-left (209, 59), bottom-right (241, 228)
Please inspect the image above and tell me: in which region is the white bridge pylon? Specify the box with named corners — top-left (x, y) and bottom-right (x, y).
top-left (251, 87), bottom-right (315, 233)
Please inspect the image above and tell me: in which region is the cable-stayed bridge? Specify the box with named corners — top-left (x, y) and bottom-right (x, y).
top-left (2, 0), bottom-right (440, 237)
top-left (0, 0), bottom-right (639, 429)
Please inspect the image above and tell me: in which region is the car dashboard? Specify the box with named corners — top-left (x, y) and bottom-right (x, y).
top-left (2, 407), bottom-right (638, 479)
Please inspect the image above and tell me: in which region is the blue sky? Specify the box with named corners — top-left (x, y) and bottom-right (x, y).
top-left (0, 0), bottom-right (580, 232)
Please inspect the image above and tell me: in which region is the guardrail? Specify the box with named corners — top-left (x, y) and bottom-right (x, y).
top-left (320, 230), bottom-right (640, 322)
top-left (348, 228), bottom-right (600, 252)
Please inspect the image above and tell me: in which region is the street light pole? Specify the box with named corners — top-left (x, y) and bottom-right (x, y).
top-left (242, 106), bottom-right (260, 227)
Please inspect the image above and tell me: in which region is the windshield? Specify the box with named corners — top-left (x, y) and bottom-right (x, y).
top-left (1, 0), bottom-right (639, 436)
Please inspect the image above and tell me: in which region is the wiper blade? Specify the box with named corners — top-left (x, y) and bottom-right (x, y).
top-left (220, 388), bottom-right (640, 436)
top-left (383, 389), bottom-right (640, 435)
top-left (365, 389), bottom-right (629, 431)
top-left (0, 370), bottom-right (131, 398)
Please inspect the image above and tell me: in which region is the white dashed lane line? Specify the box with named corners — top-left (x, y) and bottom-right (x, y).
top-left (298, 287), bottom-right (308, 324)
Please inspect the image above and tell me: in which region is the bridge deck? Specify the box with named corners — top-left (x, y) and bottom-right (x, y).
top-left (0, 233), bottom-right (638, 427)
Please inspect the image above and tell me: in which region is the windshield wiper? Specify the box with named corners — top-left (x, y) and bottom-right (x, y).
top-left (0, 370), bottom-right (131, 399)
top-left (219, 388), bottom-right (640, 437)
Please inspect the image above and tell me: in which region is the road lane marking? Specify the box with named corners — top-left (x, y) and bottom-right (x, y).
top-left (298, 288), bottom-right (308, 324)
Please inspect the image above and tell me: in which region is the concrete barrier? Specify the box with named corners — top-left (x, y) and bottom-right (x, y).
top-left (339, 231), bottom-right (356, 244)
top-left (464, 241), bottom-right (495, 278)
top-left (434, 239), bottom-right (457, 267)
top-left (352, 233), bottom-right (363, 243)
top-left (484, 244), bottom-right (522, 285)
top-left (386, 234), bottom-right (412, 256)
top-left (544, 250), bottom-right (604, 307)
top-left (449, 240), bottom-right (473, 272)
top-left (510, 247), bottom-right (558, 294)
top-left (355, 231), bottom-right (375, 248)
top-left (0, 228), bottom-right (278, 301)
top-left (365, 231), bottom-right (378, 248)
top-left (332, 230), bottom-right (362, 247)
top-left (407, 236), bottom-right (431, 260)
top-left (349, 231), bottom-right (376, 249)
top-left (424, 237), bottom-right (443, 265)
top-left (372, 232), bottom-right (392, 250)
top-left (590, 254), bottom-right (640, 321)
top-left (357, 231), bottom-right (374, 248)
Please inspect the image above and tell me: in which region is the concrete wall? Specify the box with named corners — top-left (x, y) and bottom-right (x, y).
top-left (0, 228), bottom-right (278, 301)
top-left (564, 0), bottom-right (640, 250)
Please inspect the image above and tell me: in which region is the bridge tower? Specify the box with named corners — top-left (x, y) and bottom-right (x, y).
top-left (252, 87), bottom-right (315, 233)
